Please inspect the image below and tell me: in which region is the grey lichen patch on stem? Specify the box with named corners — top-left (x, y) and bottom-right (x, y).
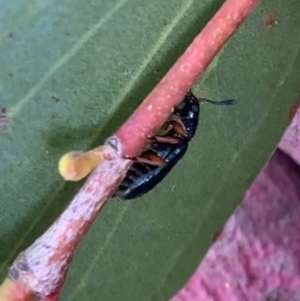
top-left (105, 136), bottom-right (123, 155)
top-left (8, 142), bottom-right (132, 298)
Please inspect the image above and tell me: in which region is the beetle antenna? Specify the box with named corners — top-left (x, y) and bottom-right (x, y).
top-left (198, 98), bottom-right (236, 105)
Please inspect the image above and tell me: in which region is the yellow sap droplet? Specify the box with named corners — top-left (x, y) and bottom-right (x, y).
top-left (58, 151), bottom-right (90, 181)
top-left (58, 150), bottom-right (105, 181)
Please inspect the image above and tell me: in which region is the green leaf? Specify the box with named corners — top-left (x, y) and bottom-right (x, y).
top-left (0, 0), bottom-right (299, 300)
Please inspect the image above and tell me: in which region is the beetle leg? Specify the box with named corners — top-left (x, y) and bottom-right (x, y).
top-left (147, 116), bottom-right (188, 144)
top-left (135, 150), bottom-right (167, 166)
top-left (169, 115), bottom-right (188, 137)
top-left (145, 121), bottom-right (172, 143)
top-left (125, 150), bottom-right (167, 166)
top-left (157, 121), bottom-right (173, 136)
top-left (149, 135), bottom-right (182, 145)
top-left (160, 121), bottom-right (171, 131)
top-left (145, 120), bottom-right (176, 145)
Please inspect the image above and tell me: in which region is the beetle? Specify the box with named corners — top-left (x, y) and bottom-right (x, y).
top-left (113, 91), bottom-right (235, 200)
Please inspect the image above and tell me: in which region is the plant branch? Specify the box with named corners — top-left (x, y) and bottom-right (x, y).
top-left (0, 0), bottom-right (260, 300)
top-left (115, 0), bottom-right (260, 157)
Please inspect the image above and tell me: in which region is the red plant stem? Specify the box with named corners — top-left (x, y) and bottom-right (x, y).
top-left (8, 144), bottom-right (131, 299)
top-left (115, 0), bottom-right (260, 157)
top-left (4, 0), bottom-right (260, 300)
top-left (0, 278), bottom-right (34, 301)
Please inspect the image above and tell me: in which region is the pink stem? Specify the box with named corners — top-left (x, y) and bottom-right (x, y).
top-left (6, 0), bottom-right (260, 299)
top-left (8, 144), bottom-right (131, 298)
top-left (115, 0), bottom-right (260, 157)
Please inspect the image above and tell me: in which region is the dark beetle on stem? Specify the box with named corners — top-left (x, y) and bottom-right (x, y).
top-left (113, 91), bottom-right (235, 200)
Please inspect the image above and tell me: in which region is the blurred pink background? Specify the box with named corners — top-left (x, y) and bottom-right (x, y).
top-left (172, 105), bottom-right (300, 301)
